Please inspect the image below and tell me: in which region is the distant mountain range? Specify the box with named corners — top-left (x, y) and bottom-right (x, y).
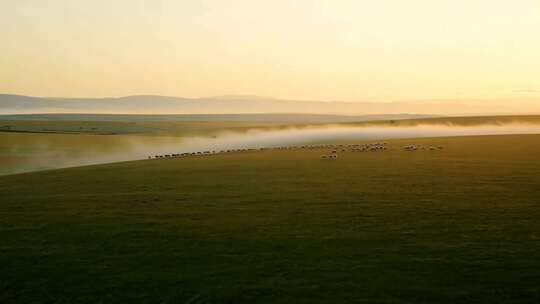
top-left (1, 94), bottom-right (539, 115)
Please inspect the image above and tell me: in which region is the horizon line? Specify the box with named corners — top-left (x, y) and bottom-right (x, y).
top-left (2, 93), bottom-right (540, 104)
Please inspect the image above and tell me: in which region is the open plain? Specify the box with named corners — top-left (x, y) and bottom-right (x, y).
top-left (1, 134), bottom-right (540, 303)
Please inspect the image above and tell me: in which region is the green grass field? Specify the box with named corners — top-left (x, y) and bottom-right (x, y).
top-left (1, 134), bottom-right (540, 303)
top-left (3, 114), bottom-right (540, 176)
top-left (0, 132), bottom-right (192, 175)
top-left (350, 115), bottom-right (540, 127)
top-left (0, 119), bottom-right (289, 136)
top-left (2, 115), bottom-right (540, 136)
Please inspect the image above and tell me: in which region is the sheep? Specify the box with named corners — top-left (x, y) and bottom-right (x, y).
top-left (403, 145), bottom-right (417, 151)
top-left (321, 154), bottom-right (338, 160)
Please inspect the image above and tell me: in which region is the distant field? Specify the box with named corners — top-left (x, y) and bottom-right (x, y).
top-left (0, 132), bottom-right (186, 175)
top-left (2, 114), bottom-right (540, 175)
top-left (0, 113), bottom-right (436, 135)
top-left (0, 113), bottom-right (435, 123)
top-left (1, 114), bottom-right (539, 136)
top-left (349, 114), bottom-right (540, 127)
top-left (1, 134), bottom-right (540, 303)
top-left (0, 119), bottom-right (287, 136)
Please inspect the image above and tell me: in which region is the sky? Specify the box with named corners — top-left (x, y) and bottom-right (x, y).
top-left (1, 0), bottom-right (540, 102)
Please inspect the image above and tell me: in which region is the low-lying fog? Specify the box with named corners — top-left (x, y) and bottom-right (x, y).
top-left (3, 124), bottom-right (540, 175)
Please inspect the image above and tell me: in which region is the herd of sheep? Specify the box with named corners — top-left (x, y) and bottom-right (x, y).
top-left (149, 142), bottom-right (443, 160)
top-left (149, 148), bottom-right (258, 159)
top-left (403, 145), bottom-right (444, 151)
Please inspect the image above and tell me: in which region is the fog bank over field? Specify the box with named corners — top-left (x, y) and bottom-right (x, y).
top-left (3, 123), bottom-right (540, 175)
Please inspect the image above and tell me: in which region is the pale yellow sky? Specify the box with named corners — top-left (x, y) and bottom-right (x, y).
top-left (1, 0), bottom-right (540, 102)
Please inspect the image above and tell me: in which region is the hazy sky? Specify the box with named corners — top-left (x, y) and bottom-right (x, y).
top-left (1, 0), bottom-right (540, 101)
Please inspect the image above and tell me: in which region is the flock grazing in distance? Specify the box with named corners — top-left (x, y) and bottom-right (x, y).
top-left (148, 142), bottom-right (444, 160)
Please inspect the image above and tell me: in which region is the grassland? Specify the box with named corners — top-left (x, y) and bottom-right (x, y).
top-left (0, 119), bottom-right (288, 136)
top-left (0, 132), bottom-right (176, 175)
top-left (2, 114), bottom-right (540, 136)
top-left (2, 114), bottom-right (540, 176)
top-left (0, 113), bottom-right (428, 136)
top-left (1, 134), bottom-right (540, 303)
top-left (348, 115), bottom-right (540, 127)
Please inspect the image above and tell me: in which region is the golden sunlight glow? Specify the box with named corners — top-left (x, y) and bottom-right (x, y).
top-left (1, 0), bottom-right (540, 102)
